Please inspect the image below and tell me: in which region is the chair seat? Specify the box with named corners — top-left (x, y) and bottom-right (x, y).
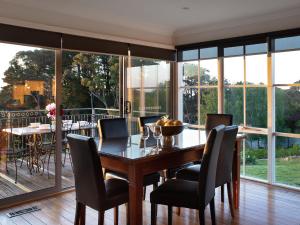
top-left (150, 179), bottom-right (199, 209)
top-left (176, 164), bottom-right (201, 181)
top-left (104, 178), bottom-right (129, 210)
top-left (165, 162), bottom-right (194, 179)
top-left (106, 170), bottom-right (160, 186)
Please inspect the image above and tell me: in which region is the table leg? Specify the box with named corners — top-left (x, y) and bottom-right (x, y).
top-left (128, 164), bottom-right (143, 225)
top-left (232, 140), bottom-right (241, 209)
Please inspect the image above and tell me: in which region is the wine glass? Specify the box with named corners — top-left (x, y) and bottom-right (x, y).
top-left (152, 125), bottom-right (162, 151)
top-left (141, 126), bottom-right (150, 150)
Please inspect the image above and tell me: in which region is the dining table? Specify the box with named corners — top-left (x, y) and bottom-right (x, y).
top-left (97, 128), bottom-right (245, 225)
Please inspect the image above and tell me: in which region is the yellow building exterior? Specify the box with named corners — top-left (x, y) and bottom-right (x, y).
top-left (13, 80), bottom-right (45, 105)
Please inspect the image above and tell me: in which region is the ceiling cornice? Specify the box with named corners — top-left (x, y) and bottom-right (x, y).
top-left (174, 7), bottom-right (300, 45)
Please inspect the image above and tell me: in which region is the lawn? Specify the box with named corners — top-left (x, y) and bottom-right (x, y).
top-left (244, 157), bottom-right (300, 187)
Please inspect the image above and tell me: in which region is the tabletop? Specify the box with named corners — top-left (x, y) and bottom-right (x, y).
top-left (97, 129), bottom-right (244, 160)
top-left (2, 122), bottom-right (97, 136)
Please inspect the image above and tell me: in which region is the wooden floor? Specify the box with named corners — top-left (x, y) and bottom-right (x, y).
top-left (0, 179), bottom-right (299, 225)
top-left (0, 155), bottom-right (74, 199)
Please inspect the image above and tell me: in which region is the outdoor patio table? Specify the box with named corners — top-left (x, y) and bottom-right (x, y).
top-left (97, 128), bottom-right (245, 225)
top-left (2, 122), bottom-right (97, 174)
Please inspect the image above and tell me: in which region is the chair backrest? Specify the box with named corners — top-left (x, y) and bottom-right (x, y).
top-left (215, 125), bottom-right (238, 187)
top-left (67, 134), bottom-right (106, 210)
top-left (138, 115), bottom-right (161, 132)
top-left (205, 114), bottom-right (233, 132)
top-left (98, 118), bottom-right (129, 139)
top-left (198, 125), bottom-right (225, 207)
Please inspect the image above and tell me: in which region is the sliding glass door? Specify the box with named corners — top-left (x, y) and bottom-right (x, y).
top-left (125, 56), bottom-right (171, 134)
top-left (0, 42), bottom-right (57, 200)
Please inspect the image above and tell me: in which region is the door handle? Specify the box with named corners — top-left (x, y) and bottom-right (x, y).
top-left (125, 101), bottom-right (131, 114)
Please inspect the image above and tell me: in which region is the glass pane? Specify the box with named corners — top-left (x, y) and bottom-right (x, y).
top-left (0, 43), bottom-right (55, 199)
top-left (244, 134), bottom-right (268, 180)
top-left (131, 88), bottom-right (169, 117)
top-left (224, 46), bottom-right (243, 57)
top-left (62, 51), bottom-right (121, 188)
top-left (274, 35), bottom-right (300, 51)
top-left (224, 56), bottom-right (244, 85)
top-left (178, 61), bottom-right (198, 87)
top-left (276, 136), bottom-right (300, 187)
top-left (200, 47), bottom-right (217, 59)
top-left (179, 88), bottom-right (198, 125)
top-left (224, 87), bottom-right (244, 125)
top-left (199, 88), bottom-right (218, 125)
top-left (245, 43), bottom-right (267, 55)
top-left (275, 86), bottom-right (300, 134)
top-left (246, 87), bottom-right (267, 128)
top-left (245, 54), bottom-right (267, 85)
top-left (128, 58), bottom-right (170, 88)
top-left (199, 59), bottom-right (218, 85)
top-left (182, 49), bottom-right (198, 61)
top-left (274, 50), bottom-right (300, 85)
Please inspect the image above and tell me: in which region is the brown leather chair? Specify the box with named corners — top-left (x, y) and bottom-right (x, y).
top-left (99, 118), bottom-right (160, 198)
top-left (138, 115), bottom-right (162, 131)
top-left (150, 125), bottom-right (225, 225)
top-left (176, 125), bottom-right (238, 217)
top-left (67, 134), bottom-right (129, 225)
top-left (205, 113), bottom-right (233, 132)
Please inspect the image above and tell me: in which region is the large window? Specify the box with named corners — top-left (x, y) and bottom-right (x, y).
top-left (223, 43), bottom-right (268, 181)
top-left (273, 35), bottom-right (300, 187)
top-left (178, 47), bottom-right (218, 126)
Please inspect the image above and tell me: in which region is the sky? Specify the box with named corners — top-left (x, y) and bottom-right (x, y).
top-left (0, 43), bottom-right (38, 89)
top-left (0, 43), bottom-right (299, 92)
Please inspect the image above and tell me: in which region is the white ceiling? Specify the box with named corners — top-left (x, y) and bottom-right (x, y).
top-left (1, 0), bottom-right (300, 48)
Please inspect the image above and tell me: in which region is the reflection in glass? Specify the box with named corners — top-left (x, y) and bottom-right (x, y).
top-left (246, 87), bottom-right (267, 128)
top-left (199, 88), bottom-right (218, 125)
top-left (243, 134), bottom-right (268, 181)
top-left (180, 88), bottom-right (198, 125)
top-left (199, 59), bottom-right (218, 85)
top-left (276, 136), bottom-right (300, 187)
top-left (275, 86), bottom-right (300, 134)
top-left (178, 61), bottom-right (198, 87)
top-left (224, 56), bottom-right (244, 85)
top-left (224, 87), bottom-right (244, 125)
top-left (245, 54), bottom-right (267, 85)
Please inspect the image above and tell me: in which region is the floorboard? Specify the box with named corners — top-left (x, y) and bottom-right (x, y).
top-left (0, 179), bottom-right (299, 225)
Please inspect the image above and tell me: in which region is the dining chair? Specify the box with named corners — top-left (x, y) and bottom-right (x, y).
top-left (99, 118), bottom-right (160, 199)
top-left (67, 134), bottom-right (129, 225)
top-left (205, 113), bottom-right (233, 132)
top-left (150, 125), bottom-right (225, 225)
top-left (176, 125), bottom-right (238, 217)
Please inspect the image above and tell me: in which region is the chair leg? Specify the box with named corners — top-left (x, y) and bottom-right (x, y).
top-left (151, 203), bottom-right (157, 225)
top-left (143, 187), bottom-right (146, 200)
top-left (221, 184), bottom-right (224, 203)
top-left (168, 206), bottom-right (172, 225)
top-left (114, 206), bottom-right (119, 225)
top-left (227, 182), bottom-right (235, 217)
top-left (210, 197), bottom-right (216, 225)
top-left (98, 211), bottom-right (104, 225)
top-left (80, 204), bottom-right (86, 225)
top-left (75, 202), bottom-right (85, 225)
top-left (199, 209), bottom-right (205, 225)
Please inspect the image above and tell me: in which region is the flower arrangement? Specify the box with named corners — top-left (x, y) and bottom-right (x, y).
top-left (45, 103), bottom-right (56, 120)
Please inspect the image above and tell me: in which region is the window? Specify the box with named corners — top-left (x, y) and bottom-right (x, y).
top-left (178, 47), bottom-right (218, 126)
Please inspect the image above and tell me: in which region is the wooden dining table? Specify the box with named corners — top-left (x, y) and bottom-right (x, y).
top-left (97, 128), bottom-right (245, 225)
